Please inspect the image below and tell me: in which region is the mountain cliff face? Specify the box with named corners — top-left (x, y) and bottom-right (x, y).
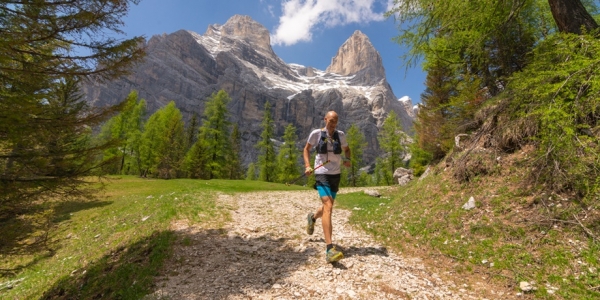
top-left (83, 15), bottom-right (415, 166)
top-left (326, 30), bottom-right (386, 86)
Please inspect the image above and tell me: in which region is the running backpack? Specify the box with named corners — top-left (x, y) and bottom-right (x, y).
top-left (316, 129), bottom-right (342, 154)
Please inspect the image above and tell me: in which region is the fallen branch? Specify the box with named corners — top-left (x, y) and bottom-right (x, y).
top-left (572, 213), bottom-right (598, 243)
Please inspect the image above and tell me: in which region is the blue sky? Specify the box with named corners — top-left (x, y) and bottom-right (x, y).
top-left (120, 0), bottom-right (426, 103)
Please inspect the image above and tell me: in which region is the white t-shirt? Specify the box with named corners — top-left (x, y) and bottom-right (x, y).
top-left (307, 128), bottom-right (348, 175)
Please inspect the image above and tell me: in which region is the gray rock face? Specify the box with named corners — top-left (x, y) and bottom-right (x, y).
top-left (83, 14), bottom-right (415, 166)
top-left (326, 30), bottom-right (386, 86)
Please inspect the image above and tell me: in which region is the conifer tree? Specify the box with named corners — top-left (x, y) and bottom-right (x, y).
top-left (226, 124), bottom-right (244, 179)
top-left (184, 113), bottom-right (199, 152)
top-left (0, 0), bottom-right (144, 217)
top-left (183, 141), bottom-right (206, 179)
top-left (276, 124), bottom-right (300, 183)
top-left (378, 111), bottom-right (408, 184)
top-left (97, 91), bottom-right (146, 175)
top-left (345, 124), bottom-right (367, 187)
top-left (412, 60), bottom-right (461, 160)
top-left (124, 97), bottom-right (147, 175)
top-left (190, 90), bottom-right (232, 179)
top-left (374, 157), bottom-right (386, 186)
top-left (246, 163), bottom-right (257, 180)
top-left (156, 103), bottom-right (185, 178)
top-left (139, 102), bottom-right (185, 178)
top-left (256, 101), bottom-right (277, 182)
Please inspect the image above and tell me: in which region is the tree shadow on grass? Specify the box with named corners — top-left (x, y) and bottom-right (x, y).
top-left (52, 200), bottom-right (113, 223)
top-left (0, 200), bottom-right (112, 256)
top-left (41, 230), bottom-right (175, 300)
top-left (0, 200), bottom-right (113, 277)
top-left (40, 228), bottom-right (314, 299)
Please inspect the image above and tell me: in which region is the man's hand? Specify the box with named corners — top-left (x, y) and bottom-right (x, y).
top-left (305, 166), bottom-right (313, 175)
top-left (342, 156), bottom-right (351, 168)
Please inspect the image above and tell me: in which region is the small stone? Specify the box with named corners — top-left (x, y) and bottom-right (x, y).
top-left (364, 189), bottom-right (381, 197)
top-left (462, 197), bottom-right (476, 210)
top-left (519, 281), bottom-right (533, 292)
top-left (272, 283), bottom-right (282, 289)
top-left (347, 290), bottom-right (357, 298)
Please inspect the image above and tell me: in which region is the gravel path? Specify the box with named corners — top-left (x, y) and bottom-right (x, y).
top-left (148, 189), bottom-right (515, 299)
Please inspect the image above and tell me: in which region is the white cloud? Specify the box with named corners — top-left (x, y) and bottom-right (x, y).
top-left (266, 5), bottom-right (276, 17)
top-left (271, 0), bottom-right (389, 46)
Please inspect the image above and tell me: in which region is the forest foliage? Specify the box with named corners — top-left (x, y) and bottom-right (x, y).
top-left (389, 0), bottom-right (600, 201)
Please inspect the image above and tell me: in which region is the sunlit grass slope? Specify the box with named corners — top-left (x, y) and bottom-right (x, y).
top-left (0, 176), bottom-right (305, 299)
top-left (336, 167), bottom-right (600, 299)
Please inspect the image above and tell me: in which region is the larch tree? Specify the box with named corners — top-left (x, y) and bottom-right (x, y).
top-left (123, 96), bottom-right (147, 175)
top-left (246, 162), bottom-right (257, 180)
top-left (276, 124), bottom-right (300, 184)
top-left (184, 113), bottom-right (199, 153)
top-left (195, 90), bottom-right (231, 179)
top-left (256, 101), bottom-right (277, 182)
top-left (345, 124), bottom-right (367, 187)
top-left (155, 102), bottom-right (185, 178)
top-left (378, 111), bottom-right (408, 184)
top-left (138, 102), bottom-right (185, 178)
top-left (414, 61), bottom-right (457, 160)
top-left (97, 91), bottom-right (146, 175)
top-left (226, 123), bottom-right (244, 179)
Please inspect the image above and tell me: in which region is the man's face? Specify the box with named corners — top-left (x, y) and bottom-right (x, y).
top-left (324, 113), bottom-right (338, 131)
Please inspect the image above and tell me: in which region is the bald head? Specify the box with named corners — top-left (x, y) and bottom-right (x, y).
top-left (324, 111), bottom-right (339, 133)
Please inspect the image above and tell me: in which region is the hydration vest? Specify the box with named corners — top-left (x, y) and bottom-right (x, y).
top-left (316, 129), bottom-right (342, 154)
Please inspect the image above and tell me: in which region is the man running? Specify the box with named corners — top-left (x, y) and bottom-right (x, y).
top-left (303, 111), bottom-right (351, 263)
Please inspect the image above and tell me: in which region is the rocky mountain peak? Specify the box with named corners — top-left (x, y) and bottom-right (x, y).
top-left (84, 18), bottom-right (415, 167)
top-left (213, 15), bottom-right (272, 52)
top-left (326, 30), bottom-right (385, 85)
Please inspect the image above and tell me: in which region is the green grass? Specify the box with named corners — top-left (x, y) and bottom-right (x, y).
top-left (0, 176), bottom-right (306, 300)
top-left (335, 171), bottom-right (600, 299)
top-left (3, 172), bottom-right (599, 299)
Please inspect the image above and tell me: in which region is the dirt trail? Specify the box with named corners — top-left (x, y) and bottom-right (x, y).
top-left (147, 189), bottom-right (516, 299)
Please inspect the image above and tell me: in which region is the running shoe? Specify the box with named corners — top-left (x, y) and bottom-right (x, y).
top-left (326, 246), bottom-right (344, 263)
top-left (306, 213), bottom-right (315, 235)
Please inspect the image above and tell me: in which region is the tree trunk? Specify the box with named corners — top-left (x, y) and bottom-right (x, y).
top-left (548, 0), bottom-right (598, 34)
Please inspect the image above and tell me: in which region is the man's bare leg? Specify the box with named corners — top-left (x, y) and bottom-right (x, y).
top-left (314, 196), bottom-right (334, 244)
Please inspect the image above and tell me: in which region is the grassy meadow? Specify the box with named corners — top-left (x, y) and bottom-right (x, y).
top-left (336, 170), bottom-right (600, 299)
top-left (0, 176), bottom-right (304, 299)
top-left (1, 172), bottom-right (599, 299)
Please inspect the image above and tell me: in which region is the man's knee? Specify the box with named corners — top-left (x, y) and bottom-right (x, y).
top-left (321, 197), bottom-right (334, 211)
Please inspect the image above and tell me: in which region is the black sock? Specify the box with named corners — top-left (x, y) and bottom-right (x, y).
top-left (326, 244), bottom-right (333, 251)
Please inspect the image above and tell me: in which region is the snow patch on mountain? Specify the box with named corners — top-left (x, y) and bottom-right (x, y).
top-left (189, 28), bottom-right (381, 101)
